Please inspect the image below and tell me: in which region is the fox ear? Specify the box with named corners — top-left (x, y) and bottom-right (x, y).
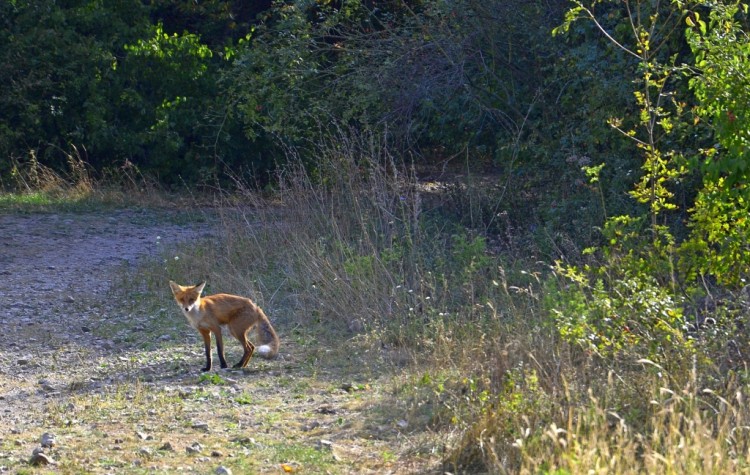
top-left (169, 281), bottom-right (181, 294)
top-left (195, 282), bottom-right (206, 294)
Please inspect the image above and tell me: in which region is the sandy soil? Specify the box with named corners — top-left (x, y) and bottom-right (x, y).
top-left (0, 210), bottom-right (213, 427)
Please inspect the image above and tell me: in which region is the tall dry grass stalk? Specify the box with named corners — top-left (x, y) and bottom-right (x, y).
top-left (208, 127), bottom-right (504, 344)
top-left (259, 129), bottom-right (422, 331)
top-left (2, 146), bottom-right (169, 207)
top-left (7, 146), bottom-right (95, 197)
top-left (444, 356), bottom-right (750, 474)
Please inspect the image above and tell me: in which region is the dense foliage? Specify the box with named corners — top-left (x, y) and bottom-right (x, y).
top-left (3, 1), bottom-right (750, 471)
top-left (0, 1), bottom-right (591, 188)
top-left (3, 0), bottom-right (749, 339)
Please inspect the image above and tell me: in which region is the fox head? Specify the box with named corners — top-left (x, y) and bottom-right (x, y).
top-left (169, 281), bottom-right (206, 313)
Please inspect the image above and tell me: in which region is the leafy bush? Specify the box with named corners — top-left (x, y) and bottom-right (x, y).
top-left (548, 0), bottom-right (738, 367)
top-left (549, 264), bottom-right (687, 362)
top-left (682, 181), bottom-right (750, 287)
top-left (0, 1), bottom-right (149, 172)
top-left (114, 22), bottom-right (220, 181)
top-left (680, 2), bottom-right (750, 288)
top-left (0, 0), bottom-right (254, 185)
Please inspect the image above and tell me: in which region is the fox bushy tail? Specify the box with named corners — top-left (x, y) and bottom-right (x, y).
top-left (256, 313), bottom-right (280, 359)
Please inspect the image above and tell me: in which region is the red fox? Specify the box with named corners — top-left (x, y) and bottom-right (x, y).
top-left (169, 281), bottom-right (280, 371)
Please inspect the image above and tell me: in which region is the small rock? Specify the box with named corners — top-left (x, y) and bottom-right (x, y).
top-left (40, 432), bottom-right (56, 448)
top-left (302, 421), bottom-right (320, 432)
top-left (192, 422), bottom-right (210, 432)
top-left (186, 442), bottom-right (203, 454)
top-left (396, 419), bottom-right (409, 429)
top-left (158, 442), bottom-right (175, 451)
top-left (318, 439), bottom-right (334, 451)
top-left (29, 451), bottom-right (56, 466)
top-left (216, 466), bottom-right (233, 475)
top-left (136, 431), bottom-right (153, 441)
top-left (64, 295), bottom-right (75, 303)
top-left (232, 436), bottom-right (256, 446)
top-left (139, 447), bottom-right (153, 457)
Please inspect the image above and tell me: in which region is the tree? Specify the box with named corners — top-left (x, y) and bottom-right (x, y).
top-left (0, 0), bottom-right (150, 175)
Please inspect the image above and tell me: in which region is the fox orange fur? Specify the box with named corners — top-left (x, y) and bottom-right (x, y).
top-left (169, 281), bottom-right (280, 371)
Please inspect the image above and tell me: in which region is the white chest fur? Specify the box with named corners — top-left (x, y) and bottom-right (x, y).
top-left (181, 307), bottom-right (203, 330)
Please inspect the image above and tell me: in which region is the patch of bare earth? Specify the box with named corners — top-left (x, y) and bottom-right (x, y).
top-left (0, 210), bottom-right (441, 474)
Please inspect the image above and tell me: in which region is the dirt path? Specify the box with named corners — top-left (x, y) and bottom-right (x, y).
top-left (0, 209), bottom-right (434, 474)
top-left (0, 210), bottom-right (213, 420)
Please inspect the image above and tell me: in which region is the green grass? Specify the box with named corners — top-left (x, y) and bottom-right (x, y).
top-left (197, 373), bottom-right (228, 386)
top-left (0, 190), bottom-right (107, 212)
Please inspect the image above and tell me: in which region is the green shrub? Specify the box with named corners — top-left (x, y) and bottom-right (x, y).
top-left (548, 266), bottom-right (687, 362)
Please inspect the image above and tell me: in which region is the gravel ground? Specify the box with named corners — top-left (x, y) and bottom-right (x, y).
top-left (0, 210), bottom-right (213, 428)
top-left (0, 209), bottom-right (437, 474)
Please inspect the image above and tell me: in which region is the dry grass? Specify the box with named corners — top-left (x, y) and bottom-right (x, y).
top-left (4, 132), bottom-right (749, 473)
top-left (444, 358), bottom-right (750, 473)
top-left (149, 128), bottom-right (750, 474)
top-left (0, 147), bottom-right (175, 211)
top-left (2, 351), bottom-right (423, 474)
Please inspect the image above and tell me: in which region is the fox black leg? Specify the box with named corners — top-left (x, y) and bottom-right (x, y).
top-left (214, 329), bottom-right (229, 369)
top-left (199, 329), bottom-right (213, 372)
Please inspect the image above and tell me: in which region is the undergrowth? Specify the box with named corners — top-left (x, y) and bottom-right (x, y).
top-left (145, 128), bottom-right (749, 473)
top-left (7, 130), bottom-right (749, 473)
top-left (0, 147), bottom-right (171, 211)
